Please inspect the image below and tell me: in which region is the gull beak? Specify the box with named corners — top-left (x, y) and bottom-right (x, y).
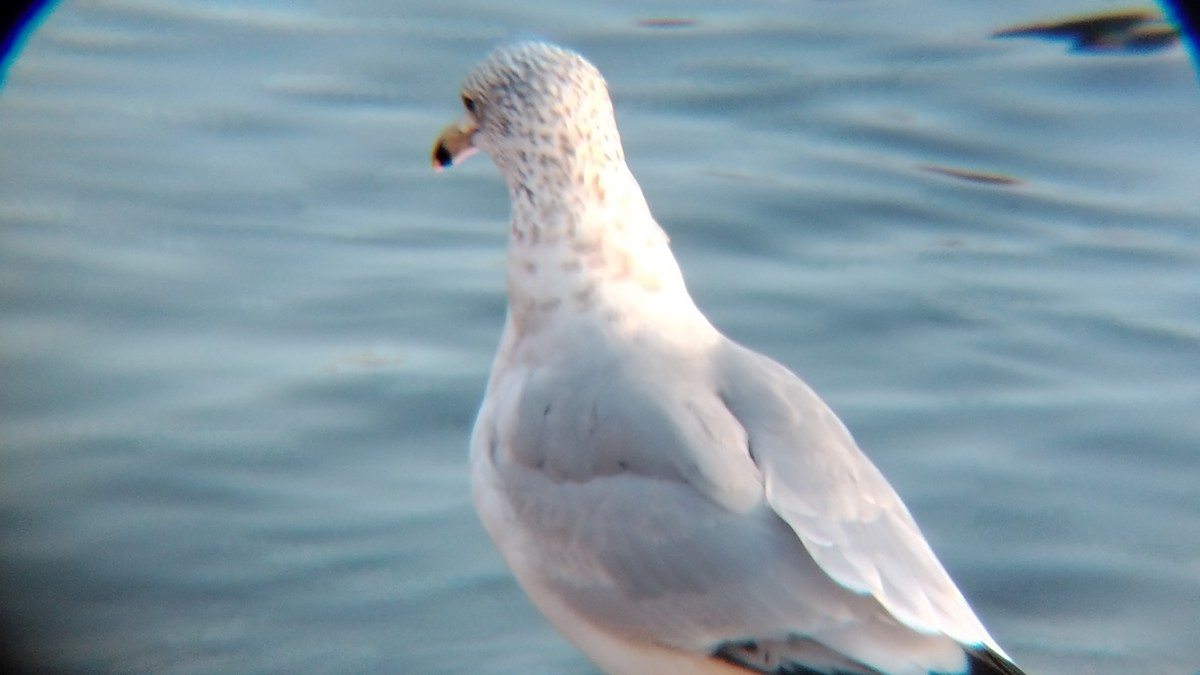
top-left (432, 117), bottom-right (479, 172)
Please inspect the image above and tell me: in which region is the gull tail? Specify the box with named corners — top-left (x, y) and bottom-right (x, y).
top-left (714, 640), bottom-right (1027, 675)
top-left (966, 647), bottom-right (1027, 675)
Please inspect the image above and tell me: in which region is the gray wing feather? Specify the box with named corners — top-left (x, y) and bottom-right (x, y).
top-left (480, 336), bottom-right (1003, 673)
top-left (714, 340), bottom-right (1003, 655)
top-left (486, 359), bottom-right (851, 647)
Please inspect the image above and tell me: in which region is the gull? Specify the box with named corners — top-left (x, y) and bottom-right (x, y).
top-left (431, 40), bottom-right (1027, 675)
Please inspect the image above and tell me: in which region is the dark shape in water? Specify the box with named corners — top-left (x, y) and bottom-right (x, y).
top-left (993, 8), bottom-right (1180, 53)
top-left (920, 164), bottom-right (1021, 187)
top-left (637, 17), bottom-right (698, 29)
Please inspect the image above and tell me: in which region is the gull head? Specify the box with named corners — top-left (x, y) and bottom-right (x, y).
top-left (431, 41), bottom-right (625, 195)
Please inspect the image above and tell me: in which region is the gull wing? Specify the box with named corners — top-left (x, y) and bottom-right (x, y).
top-left (475, 337), bottom-right (990, 674)
top-left (714, 340), bottom-right (1004, 657)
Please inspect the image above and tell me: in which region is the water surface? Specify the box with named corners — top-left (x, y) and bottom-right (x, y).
top-left (2, 1), bottom-right (1198, 673)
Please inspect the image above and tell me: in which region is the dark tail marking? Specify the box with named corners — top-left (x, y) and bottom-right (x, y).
top-left (966, 647), bottom-right (1027, 675)
top-left (715, 640), bottom-right (1026, 675)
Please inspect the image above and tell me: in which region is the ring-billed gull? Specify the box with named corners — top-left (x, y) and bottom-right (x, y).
top-left (432, 41), bottom-right (1027, 675)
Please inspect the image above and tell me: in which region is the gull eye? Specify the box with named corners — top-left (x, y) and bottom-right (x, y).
top-left (462, 95), bottom-right (478, 114)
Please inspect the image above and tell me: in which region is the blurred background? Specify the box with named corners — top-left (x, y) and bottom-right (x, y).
top-left (1, 1), bottom-right (1198, 673)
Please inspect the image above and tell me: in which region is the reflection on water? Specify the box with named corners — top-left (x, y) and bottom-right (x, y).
top-left (1, 1), bottom-right (1198, 673)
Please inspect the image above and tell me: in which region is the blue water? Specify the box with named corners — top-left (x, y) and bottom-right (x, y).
top-left (1, 1), bottom-right (1197, 673)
